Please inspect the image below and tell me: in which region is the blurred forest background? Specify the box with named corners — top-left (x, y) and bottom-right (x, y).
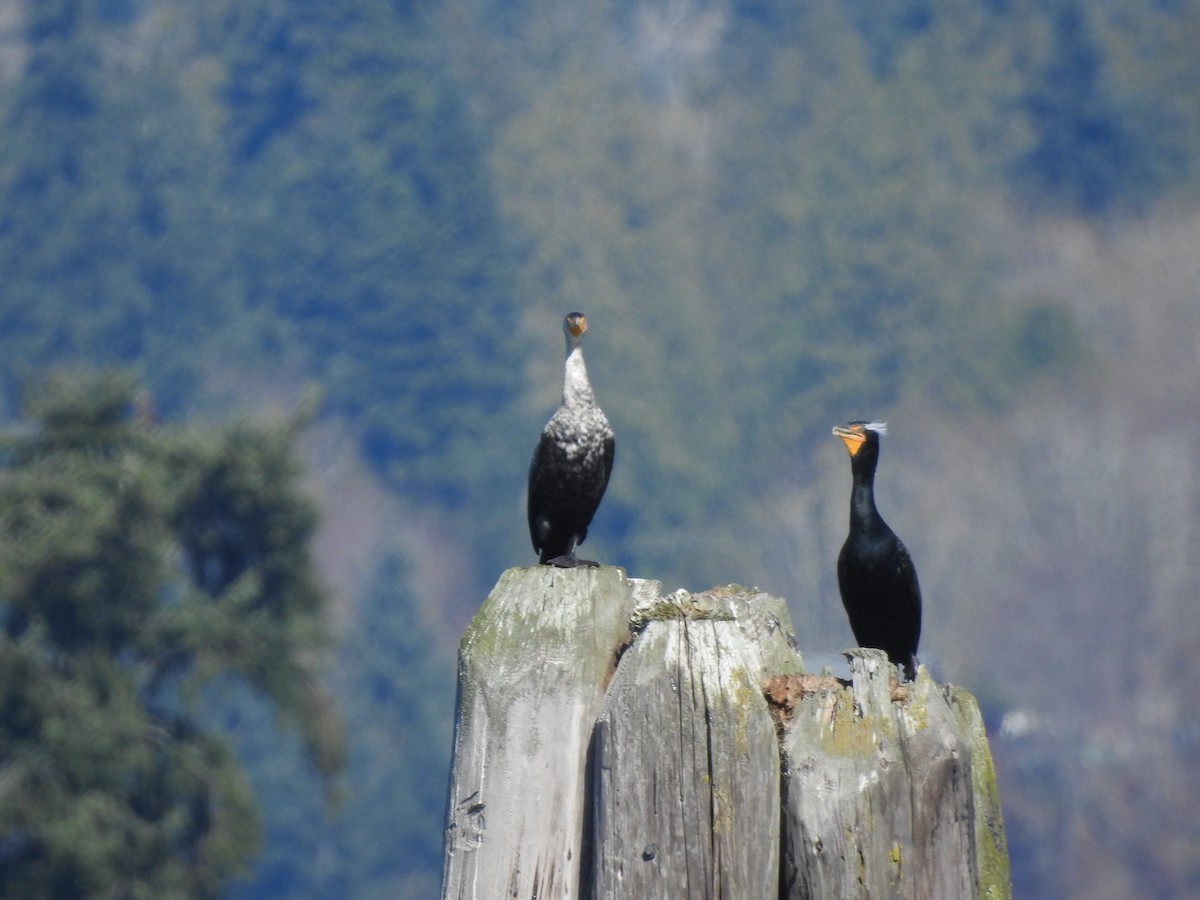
top-left (0, 0), bottom-right (1198, 896)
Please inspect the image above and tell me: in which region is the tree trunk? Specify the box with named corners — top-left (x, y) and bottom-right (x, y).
top-left (441, 567), bottom-right (1011, 900)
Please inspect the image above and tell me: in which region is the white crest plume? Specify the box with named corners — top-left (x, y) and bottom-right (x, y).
top-left (863, 421), bottom-right (888, 435)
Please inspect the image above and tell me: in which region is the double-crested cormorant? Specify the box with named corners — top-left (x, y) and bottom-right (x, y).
top-left (833, 421), bottom-right (922, 681)
top-left (527, 312), bottom-right (615, 567)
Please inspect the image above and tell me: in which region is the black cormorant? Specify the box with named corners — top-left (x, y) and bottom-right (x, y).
top-left (527, 312), bottom-right (615, 567)
top-left (833, 421), bottom-right (922, 681)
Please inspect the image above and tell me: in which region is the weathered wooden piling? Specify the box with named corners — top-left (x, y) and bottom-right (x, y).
top-left (590, 586), bottom-right (802, 897)
top-left (441, 566), bottom-right (1010, 900)
top-left (441, 566), bottom-right (654, 899)
top-left (770, 650), bottom-right (1010, 899)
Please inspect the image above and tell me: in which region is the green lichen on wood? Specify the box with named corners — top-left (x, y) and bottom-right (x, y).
top-left (456, 566), bottom-right (636, 724)
top-left (889, 840), bottom-right (903, 888)
top-left (899, 673), bottom-right (932, 734)
top-left (629, 593), bottom-right (736, 634)
top-left (464, 566), bottom-right (630, 656)
top-left (711, 784), bottom-right (733, 835)
top-left (726, 668), bottom-right (758, 757)
top-left (810, 685), bottom-right (897, 757)
top-left (946, 685), bottom-right (1013, 900)
top-left (459, 568), bottom-right (544, 658)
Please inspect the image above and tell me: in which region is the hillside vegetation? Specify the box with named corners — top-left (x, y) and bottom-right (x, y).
top-left (1, 0), bottom-right (1198, 896)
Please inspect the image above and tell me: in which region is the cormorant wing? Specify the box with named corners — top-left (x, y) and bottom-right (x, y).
top-left (895, 539), bottom-right (923, 638)
top-left (599, 433), bottom-right (615, 497)
top-left (526, 430), bottom-right (556, 555)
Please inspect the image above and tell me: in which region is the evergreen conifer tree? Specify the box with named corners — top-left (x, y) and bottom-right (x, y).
top-left (0, 371), bottom-right (340, 899)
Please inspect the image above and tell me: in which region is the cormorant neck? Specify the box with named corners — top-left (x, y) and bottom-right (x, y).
top-left (849, 459), bottom-right (882, 527)
top-left (562, 345), bottom-right (595, 407)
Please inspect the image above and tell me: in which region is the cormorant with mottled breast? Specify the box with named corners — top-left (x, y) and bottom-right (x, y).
top-left (527, 312), bottom-right (615, 567)
top-left (833, 421), bottom-right (922, 681)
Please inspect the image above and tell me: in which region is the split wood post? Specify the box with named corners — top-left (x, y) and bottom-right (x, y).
top-left (771, 649), bottom-right (1011, 899)
top-left (441, 567), bottom-right (1011, 900)
top-left (590, 585), bottom-right (803, 897)
top-left (441, 565), bottom-right (655, 900)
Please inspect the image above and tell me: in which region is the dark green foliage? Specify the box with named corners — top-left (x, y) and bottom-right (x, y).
top-left (225, 551), bottom-right (454, 900)
top-left (0, 0), bottom-right (1198, 895)
top-left (0, 372), bottom-right (340, 899)
top-left (1007, 302), bottom-right (1087, 374)
top-left (0, 4), bottom-right (246, 418)
top-left (0, 0), bottom-right (525, 515)
top-left (209, 0), bottom-right (525, 508)
top-left (323, 552), bottom-right (453, 894)
top-left (1012, 3), bottom-right (1161, 214)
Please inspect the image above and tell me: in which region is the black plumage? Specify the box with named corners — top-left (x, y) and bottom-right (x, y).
top-left (833, 421), bottom-right (922, 681)
top-left (527, 312), bottom-right (615, 567)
